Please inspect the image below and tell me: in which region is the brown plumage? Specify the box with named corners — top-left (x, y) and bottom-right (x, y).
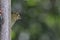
top-left (11, 11), bottom-right (21, 27)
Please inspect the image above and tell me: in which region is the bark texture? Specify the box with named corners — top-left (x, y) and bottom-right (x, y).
top-left (1, 0), bottom-right (11, 40)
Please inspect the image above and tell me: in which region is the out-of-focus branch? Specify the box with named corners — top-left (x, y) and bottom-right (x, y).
top-left (1, 0), bottom-right (11, 40)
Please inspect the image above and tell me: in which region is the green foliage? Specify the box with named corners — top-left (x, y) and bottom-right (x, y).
top-left (26, 0), bottom-right (40, 6)
top-left (11, 30), bottom-right (16, 39)
top-left (45, 14), bottom-right (56, 29)
top-left (28, 9), bottom-right (40, 18)
top-left (57, 16), bottom-right (60, 28)
top-left (29, 22), bottom-right (42, 35)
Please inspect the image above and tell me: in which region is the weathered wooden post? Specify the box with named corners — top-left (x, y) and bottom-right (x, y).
top-left (1, 0), bottom-right (11, 40)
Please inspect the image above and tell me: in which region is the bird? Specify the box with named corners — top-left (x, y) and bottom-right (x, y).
top-left (11, 11), bottom-right (21, 27)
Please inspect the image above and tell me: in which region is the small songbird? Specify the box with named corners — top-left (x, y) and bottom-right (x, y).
top-left (11, 11), bottom-right (21, 27)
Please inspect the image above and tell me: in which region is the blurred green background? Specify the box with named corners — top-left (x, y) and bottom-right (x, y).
top-left (11, 0), bottom-right (60, 40)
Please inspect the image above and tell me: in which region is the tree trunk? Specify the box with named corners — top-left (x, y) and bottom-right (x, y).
top-left (1, 0), bottom-right (11, 40)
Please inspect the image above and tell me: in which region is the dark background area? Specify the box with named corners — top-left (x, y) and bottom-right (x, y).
top-left (11, 0), bottom-right (60, 40)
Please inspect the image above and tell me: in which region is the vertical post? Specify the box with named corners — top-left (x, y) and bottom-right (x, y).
top-left (1, 0), bottom-right (11, 40)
